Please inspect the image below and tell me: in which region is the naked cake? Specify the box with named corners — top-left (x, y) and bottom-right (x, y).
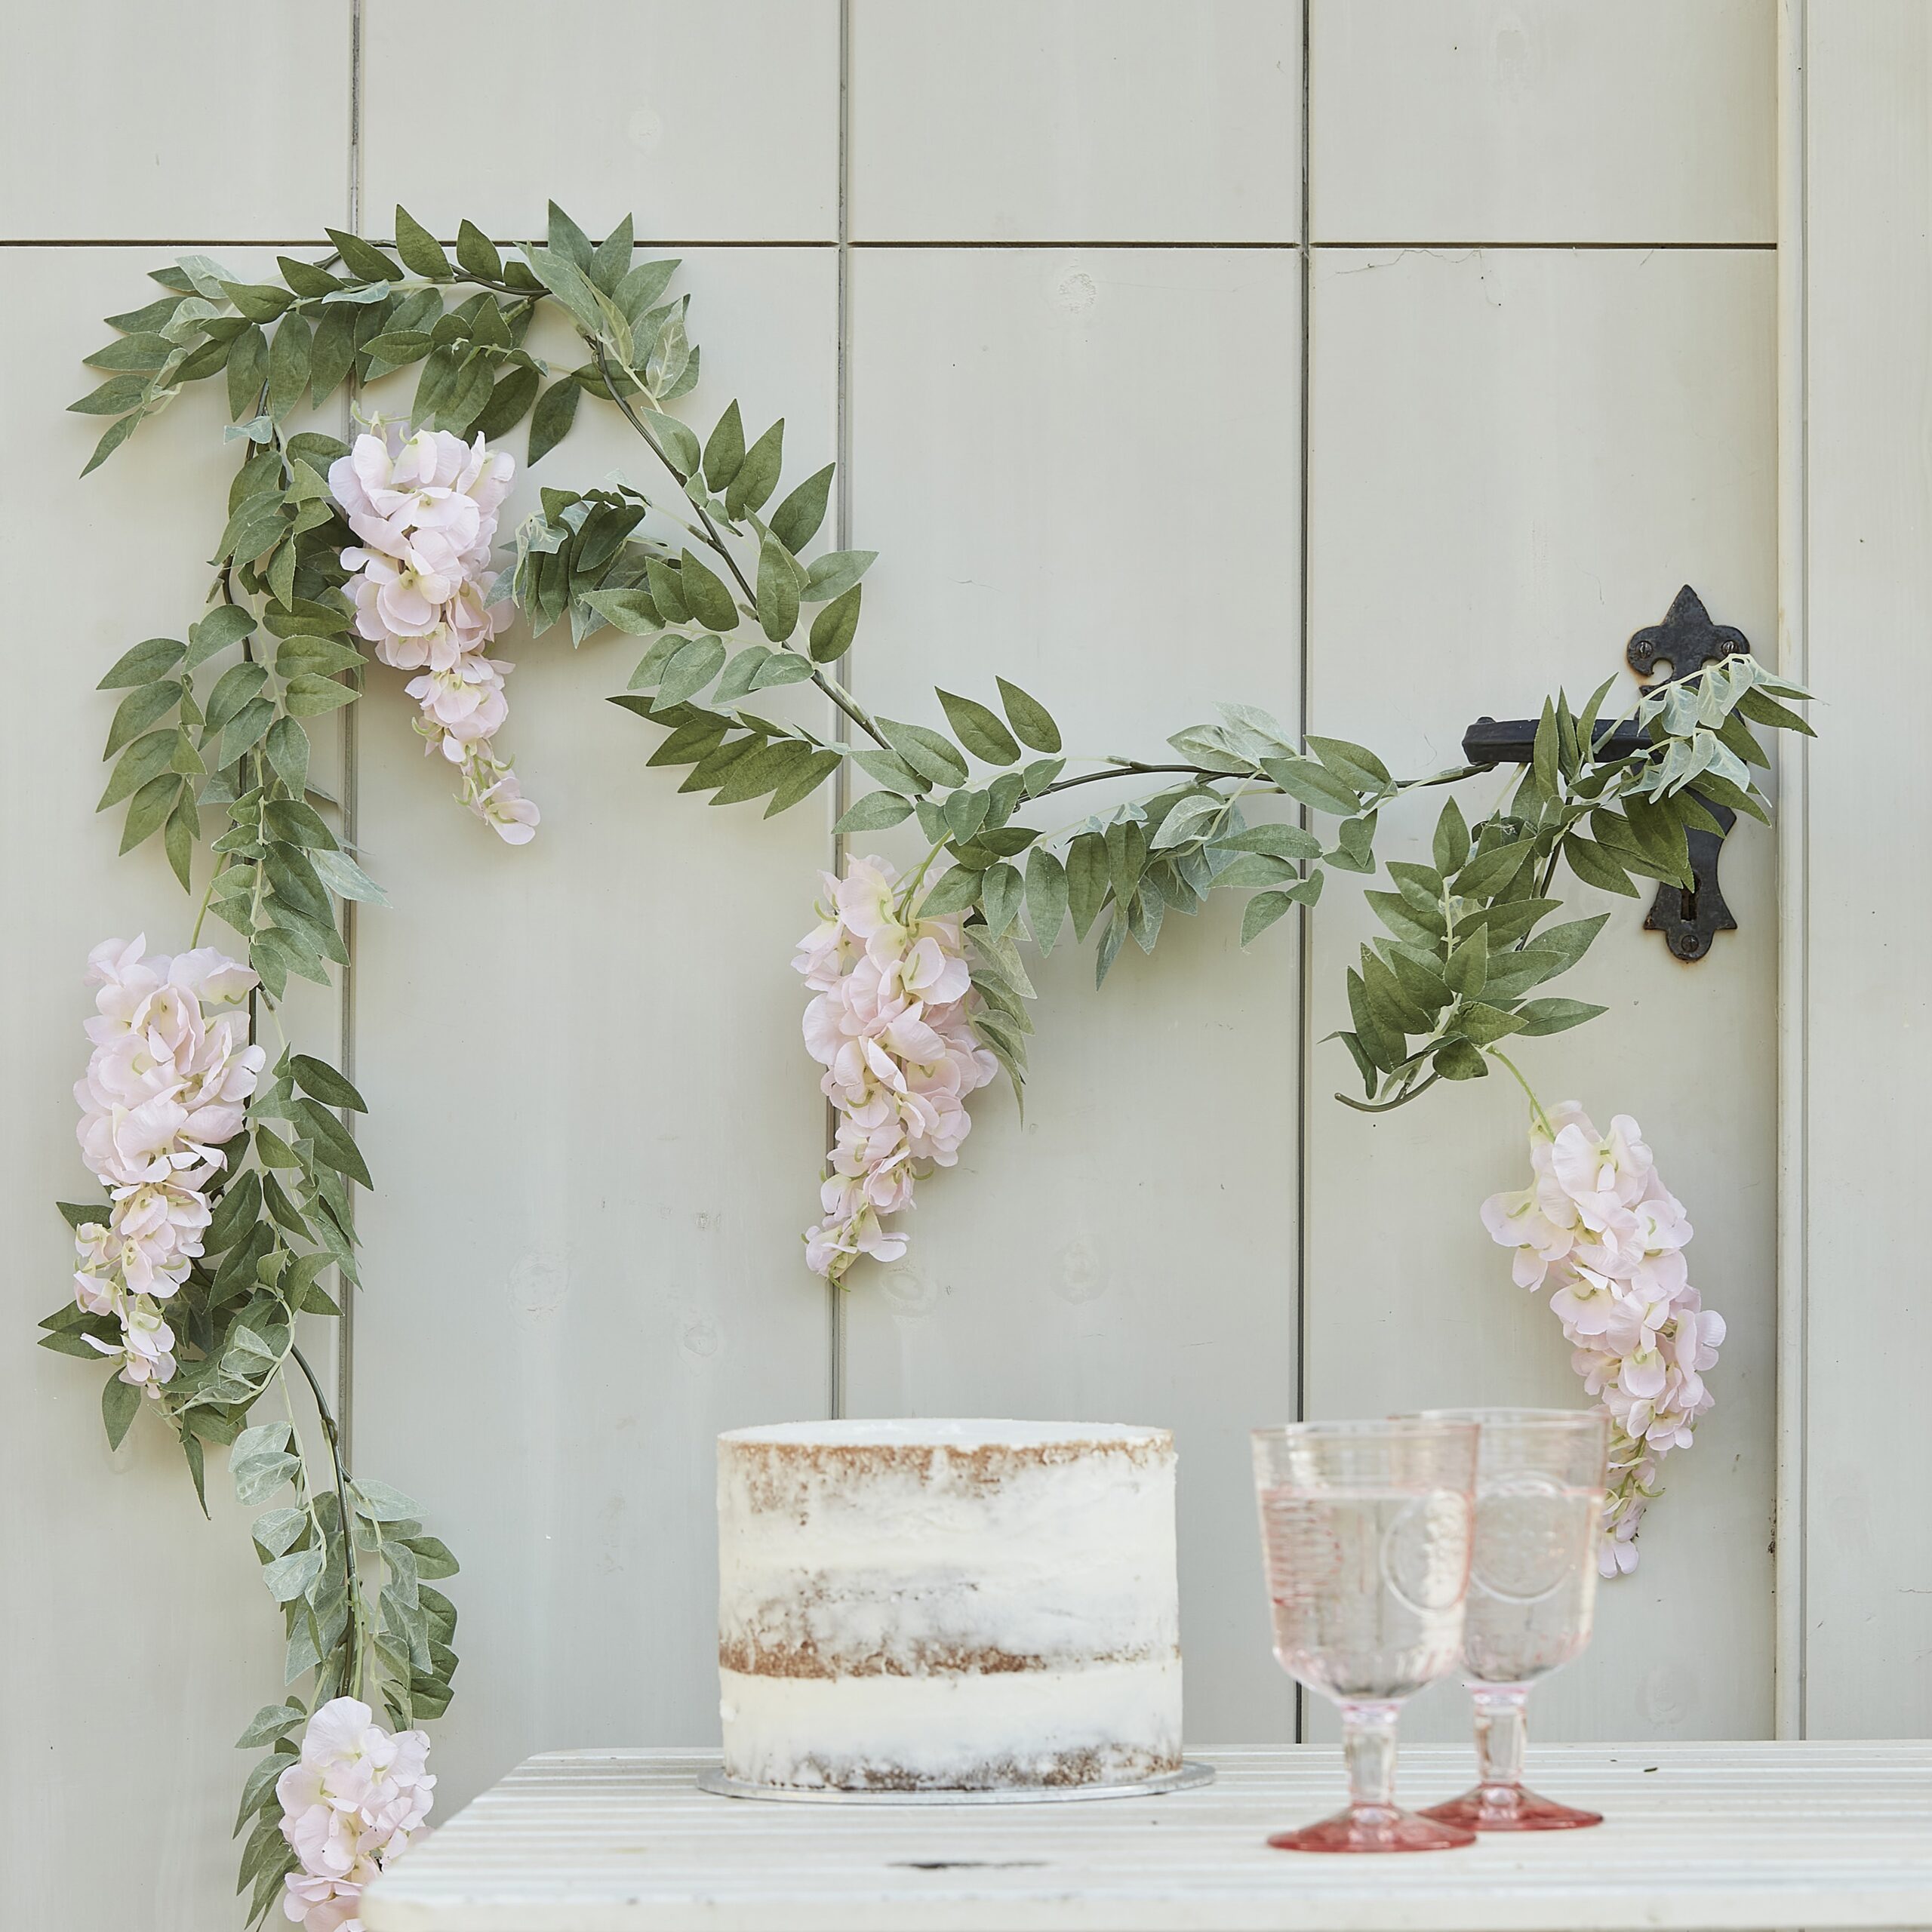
top-left (715, 1419), bottom-right (1182, 1791)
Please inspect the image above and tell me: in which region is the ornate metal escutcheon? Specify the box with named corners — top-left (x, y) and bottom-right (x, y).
top-left (1462, 585), bottom-right (1749, 964)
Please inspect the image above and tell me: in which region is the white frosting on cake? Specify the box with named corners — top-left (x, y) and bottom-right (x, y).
top-left (716, 1419), bottom-right (1181, 1790)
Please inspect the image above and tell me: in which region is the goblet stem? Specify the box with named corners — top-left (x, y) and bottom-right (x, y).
top-left (1472, 1682), bottom-right (1531, 1799)
top-left (1340, 1700), bottom-right (1401, 1813)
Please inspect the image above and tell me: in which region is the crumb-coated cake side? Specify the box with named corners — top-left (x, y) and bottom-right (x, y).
top-left (715, 1420), bottom-right (1182, 1791)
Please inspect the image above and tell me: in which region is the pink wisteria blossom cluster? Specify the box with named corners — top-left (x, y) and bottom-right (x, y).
top-left (330, 425), bottom-right (539, 844)
top-left (1482, 1104), bottom-right (1724, 1575)
top-left (794, 855), bottom-right (998, 1279)
top-left (71, 936), bottom-right (265, 1395)
top-left (277, 1697), bottom-right (435, 1932)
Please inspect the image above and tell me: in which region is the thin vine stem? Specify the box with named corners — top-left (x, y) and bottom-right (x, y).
top-left (1489, 1048), bottom-right (1554, 1137)
top-left (589, 341), bottom-right (891, 752)
top-left (290, 1341), bottom-right (369, 1701)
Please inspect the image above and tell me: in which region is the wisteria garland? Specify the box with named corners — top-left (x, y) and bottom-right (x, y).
top-left (1481, 1095), bottom-right (1724, 1573)
top-left (54, 201), bottom-right (1816, 1923)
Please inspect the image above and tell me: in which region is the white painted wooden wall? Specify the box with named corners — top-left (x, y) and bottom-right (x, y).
top-left (2, 5), bottom-right (1920, 1928)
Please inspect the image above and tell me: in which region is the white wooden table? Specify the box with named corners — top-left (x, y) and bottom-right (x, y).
top-left (361, 1742), bottom-right (1932, 1931)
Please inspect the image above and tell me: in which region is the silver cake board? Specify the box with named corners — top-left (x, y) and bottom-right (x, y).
top-left (695, 1761), bottom-right (1216, 1804)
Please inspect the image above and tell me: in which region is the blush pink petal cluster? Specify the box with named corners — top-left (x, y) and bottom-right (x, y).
top-left (329, 425), bottom-right (537, 845)
top-left (1481, 1103), bottom-right (1724, 1576)
top-left (795, 855), bottom-right (998, 1280)
top-left (277, 1697), bottom-right (435, 1932)
top-left (71, 936), bottom-right (265, 1397)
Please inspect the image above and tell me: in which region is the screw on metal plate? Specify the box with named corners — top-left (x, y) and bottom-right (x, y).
top-left (1462, 586), bottom-right (1749, 964)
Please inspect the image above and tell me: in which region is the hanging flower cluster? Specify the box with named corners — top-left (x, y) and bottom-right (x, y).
top-left (329, 426), bottom-right (539, 845)
top-left (276, 1697), bottom-right (435, 1932)
top-left (794, 855), bottom-right (998, 1280)
top-left (1481, 1103), bottom-right (1725, 1574)
top-left (71, 936), bottom-right (265, 1395)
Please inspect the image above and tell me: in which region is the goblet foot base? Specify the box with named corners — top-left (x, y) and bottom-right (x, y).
top-left (1421, 1782), bottom-right (1602, 1832)
top-left (1267, 1804), bottom-right (1478, 1854)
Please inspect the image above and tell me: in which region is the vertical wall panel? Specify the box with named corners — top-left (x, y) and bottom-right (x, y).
top-left (1303, 248), bottom-right (1779, 1743)
top-left (0, 254), bottom-right (346, 1927)
top-left (361, 0), bottom-right (840, 243)
top-left (1312, 0), bottom-right (1776, 243)
top-left (838, 248), bottom-right (1303, 1746)
top-left (0, 5), bottom-right (350, 239)
top-left (349, 251), bottom-right (841, 1814)
top-left (848, 0), bottom-right (1300, 242)
top-left (1798, 2), bottom-right (1932, 1739)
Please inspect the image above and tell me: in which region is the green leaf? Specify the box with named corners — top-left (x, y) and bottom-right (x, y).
top-left (1444, 928), bottom-right (1489, 998)
top-left (917, 866), bottom-right (982, 918)
top-left (1023, 847), bottom-right (1068, 952)
top-left (1532, 698), bottom-right (1561, 801)
top-left (1214, 851), bottom-right (1300, 891)
top-left (980, 860), bottom-right (1023, 937)
top-left (121, 773), bottom-right (183, 854)
top-left (678, 549), bottom-right (738, 631)
top-left (101, 1374), bottom-right (140, 1451)
top-left (526, 378), bottom-right (580, 465)
top-left (725, 420), bottom-right (783, 519)
top-left (1562, 832), bottom-right (1639, 897)
top-left (1516, 997), bottom-right (1608, 1036)
top-left (1433, 1038), bottom-right (1490, 1081)
top-left (205, 660), bottom-right (270, 731)
top-left (69, 372), bottom-right (149, 416)
top-left (292, 1098), bottom-right (371, 1190)
top-left (769, 463), bottom-right (835, 552)
top-left (1431, 797), bottom-right (1471, 875)
top-left (351, 1478), bottom-right (423, 1522)
top-left (657, 635), bottom-right (728, 707)
top-left (455, 220), bottom-right (503, 281)
top-left (937, 690), bottom-right (1021, 766)
top-left (1521, 913), bottom-right (1609, 976)
top-left (1241, 891), bottom-right (1297, 947)
top-left (1453, 838), bottom-right (1534, 899)
top-left (106, 679), bottom-right (183, 754)
top-left (79, 411), bottom-right (146, 476)
top-left (808, 584), bottom-right (861, 663)
top-left (263, 1548), bottom-right (325, 1605)
top-left (324, 226), bottom-right (404, 283)
top-left (266, 315), bottom-right (311, 420)
top-left (164, 786), bottom-right (198, 891)
top-left (186, 604), bottom-right (258, 669)
top-left (994, 677), bottom-right (1062, 754)
top-left (235, 1702), bottom-right (306, 1750)
top-left (1066, 832), bottom-right (1109, 940)
top-left (1217, 820), bottom-right (1321, 862)
top-left (756, 535), bottom-right (801, 643)
top-left (393, 205), bottom-right (454, 281)
top-left (1736, 686), bottom-right (1816, 738)
top-left (98, 729), bottom-right (178, 810)
top-left (284, 675), bottom-right (358, 718)
top-left (98, 637), bottom-right (185, 689)
top-left (1263, 756), bottom-right (1360, 816)
top-left (834, 790), bottom-right (915, 834)
top-left (877, 718), bottom-right (968, 787)
top-left (801, 549), bottom-right (875, 603)
top-left (309, 847), bottom-right (389, 906)
top-left (1456, 1001), bottom-right (1528, 1046)
top-left (703, 401), bottom-right (745, 491)
top-left (292, 1054), bottom-right (366, 1113)
top-left (471, 362), bottom-right (541, 439)
top-left (1306, 734), bottom-right (1392, 791)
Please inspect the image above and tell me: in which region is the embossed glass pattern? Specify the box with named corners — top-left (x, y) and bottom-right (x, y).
top-left (1418, 1407), bottom-right (1610, 1832)
top-left (1252, 1420), bottom-right (1478, 1853)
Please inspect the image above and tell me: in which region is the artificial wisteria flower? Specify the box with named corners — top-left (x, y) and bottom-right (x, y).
top-left (1481, 1102), bottom-right (1724, 1574)
top-left (277, 1697), bottom-right (435, 1932)
top-left (329, 423), bottom-right (538, 844)
top-left (795, 855), bottom-right (998, 1279)
top-left (71, 936), bottom-right (264, 1397)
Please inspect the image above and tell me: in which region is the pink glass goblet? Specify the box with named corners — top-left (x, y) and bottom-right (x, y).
top-left (1417, 1407), bottom-right (1610, 1832)
top-left (1253, 1419), bottom-right (1480, 1852)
